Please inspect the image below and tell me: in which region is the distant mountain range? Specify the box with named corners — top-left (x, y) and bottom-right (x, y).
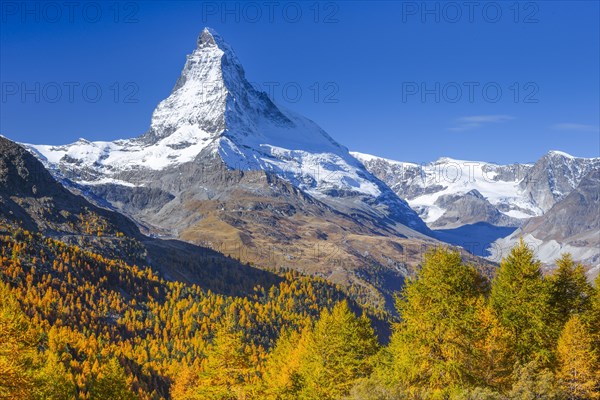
top-left (353, 150), bottom-right (599, 275)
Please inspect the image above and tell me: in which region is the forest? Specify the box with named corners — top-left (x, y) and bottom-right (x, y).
top-left (0, 221), bottom-right (599, 399)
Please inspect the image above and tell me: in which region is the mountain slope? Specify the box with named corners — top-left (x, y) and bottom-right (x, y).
top-left (0, 136), bottom-right (285, 296)
top-left (351, 152), bottom-right (540, 227)
top-left (0, 135), bottom-right (138, 237)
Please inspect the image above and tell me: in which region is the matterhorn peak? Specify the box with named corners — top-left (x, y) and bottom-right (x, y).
top-left (24, 27), bottom-right (428, 231)
top-left (142, 26), bottom-right (301, 149)
top-left (144, 27), bottom-right (247, 143)
top-left (22, 26), bottom-right (434, 241)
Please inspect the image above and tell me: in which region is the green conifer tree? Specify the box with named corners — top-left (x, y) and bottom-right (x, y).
top-left (490, 240), bottom-right (553, 365)
top-left (89, 357), bottom-right (135, 400)
top-left (172, 315), bottom-right (255, 400)
top-left (299, 301), bottom-right (379, 399)
top-left (386, 247), bottom-right (486, 397)
top-left (547, 254), bottom-right (593, 329)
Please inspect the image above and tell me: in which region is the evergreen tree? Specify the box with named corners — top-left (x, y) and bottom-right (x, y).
top-left (260, 327), bottom-right (308, 399)
top-left (89, 357), bottom-right (134, 400)
top-left (490, 239), bottom-right (553, 365)
top-left (171, 315), bottom-right (256, 400)
top-left (0, 282), bottom-right (37, 399)
top-left (556, 314), bottom-right (600, 399)
top-left (547, 254), bottom-right (593, 328)
top-left (386, 247), bottom-right (486, 397)
top-left (34, 351), bottom-right (76, 400)
top-left (299, 301), bottom-right (379, 399)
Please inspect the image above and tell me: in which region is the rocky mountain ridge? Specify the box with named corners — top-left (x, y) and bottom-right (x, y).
top-left (353, 151), bottom-right (599, 274)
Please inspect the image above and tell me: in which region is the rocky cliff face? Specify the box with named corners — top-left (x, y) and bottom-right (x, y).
top-left (519, 151), bottom-right (600, 213)
top-left (524, 168), bottom-right (600, 242)
top-left (430, 189), bottom-right (521, 229)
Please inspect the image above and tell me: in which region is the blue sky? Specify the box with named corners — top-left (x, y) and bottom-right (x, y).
top-left (1, 1), bottom-right (598, 164)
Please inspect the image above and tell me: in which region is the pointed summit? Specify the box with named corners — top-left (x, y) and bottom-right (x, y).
top-left (197, 27), bottom-right (217, 48)
top-left (195, 27), bottom-right (239, 62)
top-left (144, 27), bottom-right (238, 143)
top-left (144, 27), bottom-right (291, 145)
top-left (196, 28), bottom-right (232, 51)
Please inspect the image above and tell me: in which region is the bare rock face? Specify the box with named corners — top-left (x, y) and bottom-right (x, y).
top-left (431, 190), bottom-right (521, 229)
top-left (519, 151), bottom-right (600, 213)
top-left (521, 168), bottom-right (600, 242)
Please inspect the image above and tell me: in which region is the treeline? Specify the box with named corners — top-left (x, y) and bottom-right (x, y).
top-left (1, 221), bottom-right (599, 399)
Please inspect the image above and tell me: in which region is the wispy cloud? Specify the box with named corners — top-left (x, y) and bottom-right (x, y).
top-left (449, 115), bottom-right (514, 131)
top-left (551, 123), bottom-right (599, 132)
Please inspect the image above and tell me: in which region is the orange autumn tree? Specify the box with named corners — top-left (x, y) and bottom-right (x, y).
top-left (556, 314), bottom-right (600, 399)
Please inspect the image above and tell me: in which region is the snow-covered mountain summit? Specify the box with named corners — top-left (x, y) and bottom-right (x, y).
top-left (25, 27), bottom-right (427, 234)
top-left (145, 28), bottom-right (295, 145)
top-left (16, 28), bottom-right (440, 308)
